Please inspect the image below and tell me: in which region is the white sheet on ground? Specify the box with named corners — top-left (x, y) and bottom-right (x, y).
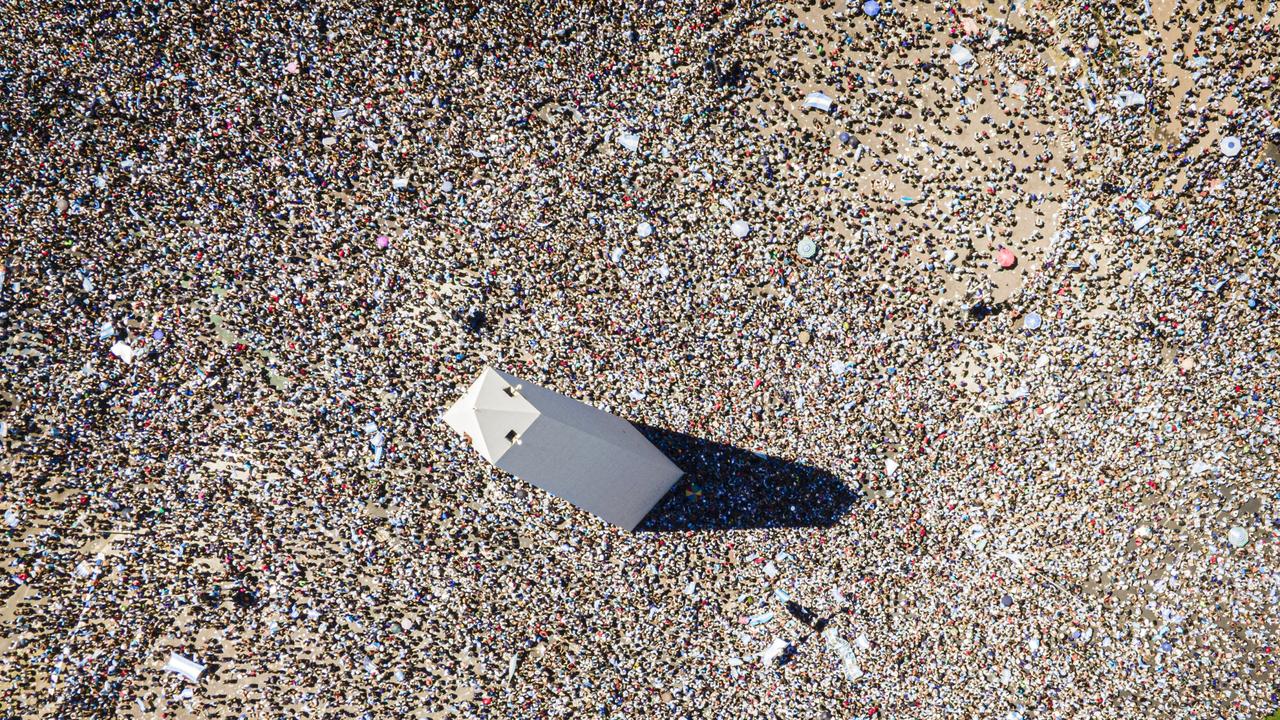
top-left (162, 653), bottom-right (206, 683)
top-left (760, 638), bottom-right (789, 664)
top-left (822, 628), bottom-right (864, 680)
top-left (803, 92), bottom-right (833, 112)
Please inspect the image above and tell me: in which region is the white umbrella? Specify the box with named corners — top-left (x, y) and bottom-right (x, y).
top-left (636, 222), bottom-right (653, 237)
top-left (617, 133), bottom-right (640, 152)
top-left (110, 341), bottom-right (135, 364)
top-left (730, 220), bottom-right (751, 238)
top-left (1220, 136), bottom-right (1241, 157)
top-left (1228, 526), bottom-right (1249, 548)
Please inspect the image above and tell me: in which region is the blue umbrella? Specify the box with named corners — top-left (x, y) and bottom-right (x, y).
top-left (863, 0), bottom-right (881, 17)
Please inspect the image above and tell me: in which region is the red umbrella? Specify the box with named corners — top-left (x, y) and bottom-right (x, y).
top-left (996, 246), bottom-right (1016, 269)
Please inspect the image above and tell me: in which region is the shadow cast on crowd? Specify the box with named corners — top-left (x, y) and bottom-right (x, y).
top-left (634, 423), bottom-right (859, 532)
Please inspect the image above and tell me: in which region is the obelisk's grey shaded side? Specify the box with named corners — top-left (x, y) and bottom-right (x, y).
top-left (443, 366), bottom-right (684, 530)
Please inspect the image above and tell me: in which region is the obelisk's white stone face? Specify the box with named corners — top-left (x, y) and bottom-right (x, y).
top-left (444, 366), bottom-right (683, 530)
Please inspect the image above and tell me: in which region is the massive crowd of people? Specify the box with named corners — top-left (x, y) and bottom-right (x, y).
top-left (3, 0), bottom-right (1279, 717)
